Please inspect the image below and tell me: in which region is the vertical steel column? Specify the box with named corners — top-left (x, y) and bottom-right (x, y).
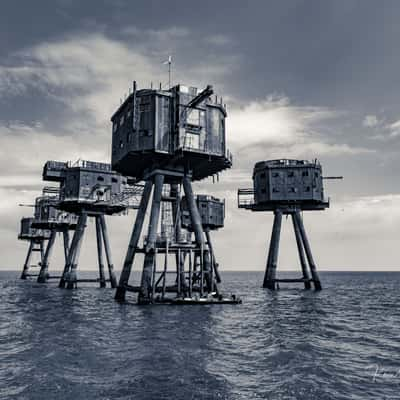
top-left (138, 174), bottom-right (164, 304)
top-left (99, 215), bottom-right (117, 288)
top-left (59, 214), bottom-right (86, 288)
top-left (188, 249), bottom-right (193, 297)
top-left (292, 212), bottom-right (311, 289)
top-left (263, 209), bottom-right (282, 289)
top-left (176, 248), bottom-right (181, 296)
top-left (39, 240), bottom-right (45, 264)
top-left (63, 229), bottom-right (70, 264)
top-left (20, 241), bottom-right (34, 279)
top-left (37, 230), bottom-right (57, 283)
top-left (205, 230), bottom-right (221, 284)
top-left (151, 249), bottom-right (157, 299)
top-left (95, 216), bottom-right (106, 288)
top-left (115, 180), bottom-right (153, 302)
top-left (294, 212), bottom-right (322, 290)
top-left (162, 241), bottom-right (168, 299)
top-left (182, 176), bottom-right (211, 294)
top-left (61, 213), bottom-right (87, 289)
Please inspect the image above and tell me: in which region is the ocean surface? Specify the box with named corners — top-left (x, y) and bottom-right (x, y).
top-left (1, 270), bottom-right (400, 400)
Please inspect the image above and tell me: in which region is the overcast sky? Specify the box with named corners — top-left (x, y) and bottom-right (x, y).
top-left (1, 0), bottom-right (400, 272)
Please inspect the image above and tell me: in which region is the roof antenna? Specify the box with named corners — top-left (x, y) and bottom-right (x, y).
top-left (162, 55), bottom-right (172, 89)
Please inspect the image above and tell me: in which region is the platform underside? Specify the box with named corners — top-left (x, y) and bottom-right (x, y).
top-left (58, 201), bottom-right (126, 215)
top-left (18, 235), bottom-right (49, 241)
top-left (31, 221), bottom-right (77, 230)
top-left (241, 200), bottom-right (329, 212)
top-left (113, 151), bottom-right (232, 182)
top-left (144, 293), bottom-right (241, 305)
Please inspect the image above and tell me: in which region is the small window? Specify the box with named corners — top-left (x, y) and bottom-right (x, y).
top-left (111, 177), bottom-right (118, 183)
top-left (120, 115), bottom-right (125, 125)
top-left (315, 172), bottom-right (319, 177)
top-left (272, 187), bottom-right (280, 193)
top-left (127, 110), bottom-right (132, 118)
top-left (97, 176), bottom-right (105, 182)
top-left (305, 186), bottom-right (311, 192)
top-left (302, 171), bottom-right (309, 177)
top-left (289, 187), bottom-right (297, 193)
top-left (272, 172), bottom-right (279, 178)
top-left (288, 171), bottom-right (294, 178)
top-left (119, 140), bottom-right (124, 149)
top-left (113, 123), bottom-right (118, 133)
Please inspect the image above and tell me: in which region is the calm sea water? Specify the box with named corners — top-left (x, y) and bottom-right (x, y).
top-left (1, 270), bottom-right (400, 400)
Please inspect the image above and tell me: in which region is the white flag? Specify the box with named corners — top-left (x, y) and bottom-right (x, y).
top-left (162, 55), bottom-right (172, 64)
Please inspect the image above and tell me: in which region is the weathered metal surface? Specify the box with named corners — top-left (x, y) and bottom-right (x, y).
top-left (181, 195), bottom-right (224, 231)
top-left (115, 170), bottom-right (240, 305)
top-left (238, 159), bottom-right (331, 211)
top-left (238, 159), bottom-right (339, 291)
top-left (111, 83), bottom-right (232, 181)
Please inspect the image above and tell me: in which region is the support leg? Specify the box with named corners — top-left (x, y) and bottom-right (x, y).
top-left (66, 213), bottom-right (87, 289)
top-left (292, 212), bottom-right (311, 289)
top-left (20, 241), bottom-right (34, 279)
top-left (95, 216), bottom-right (106, 288)
top-left (294, 212), bottom-right (322, 291)
top-left (182, 175), bottom-right (212, 293)
top-left (59, 213), bottom-right (86, 288)
top-left (63, 229), bottom-right (70, 264)
top-left (205, 230), bottom-right (221, 284)
top-left (263, 210), bottom-right (282, 290)
top-left (115, 180), bottom-right (153, 302)
top-left (99, 215), bottom-right (117, 288)
top-left (38, 230), bottom-right (57, 283)
top-left (139, 174), bottom-right (164, 304)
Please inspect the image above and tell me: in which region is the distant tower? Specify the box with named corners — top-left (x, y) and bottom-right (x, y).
top-left (238, 159), bottom-right (342, 290)
top-left (42, 160), bottom-right (142, 289)
top-left (32, 188), bottom-right (77, 283)
top-left (112, 82), bottom-right (239, 304)
top-left (18, 217), bottom-right (50, 280)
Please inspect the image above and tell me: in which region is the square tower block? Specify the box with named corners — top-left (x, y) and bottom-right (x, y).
top-left (18, 217), bottom-right (51, 240)
top-left (181, 195), bottom-right (225, 231)
top-left (43, 160), bottom-right (128, 214)
top-left (252, 159), bottom-right (328, 210)
top-left (111, 84), bottom-right (232, 181)
top-left (31, 196), bottom-right (78, 229)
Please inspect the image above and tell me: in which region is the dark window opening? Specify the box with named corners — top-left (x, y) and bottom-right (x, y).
top-left (111, 177), bottom-right (118, 183)
top-left (97, 176), bottom-right (105, 182)
top-left (288, 171), bottom-right (294, 177)
top-left (302, 171), bottom-right (309, 177)
top-left (305, 186), bottom-right (311, 192)
top-left (272, 187), bottom-right (279, 193)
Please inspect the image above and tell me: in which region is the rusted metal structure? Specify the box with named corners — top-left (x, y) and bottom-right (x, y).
top-left (238, 159), bottom-right (342, 290)
top-left (43, 160), bottom-right (142, 289)
top-left (112, 82), bottom-right (240, 304)
top-left (18, 187), bottom-right (77, 281)
top-left (18, 216), bottom-right (50, 280)
top-left (33, 188), bottom-right (78, 283)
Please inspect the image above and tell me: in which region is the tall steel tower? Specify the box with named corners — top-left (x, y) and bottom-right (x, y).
top-left (238, 159), bottom-right (341, 290)
top-left (111, 82), bottom-right (240, 304)
top-left (42, 160), bottom-right (142, 289)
